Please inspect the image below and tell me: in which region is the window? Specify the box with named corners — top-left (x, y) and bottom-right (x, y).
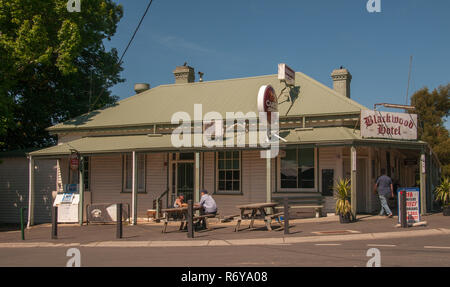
top-left (123, 154), bottom-right (146, 193)
top-left (280, 148), bottom-right (315, 190)
top-left (217, 151), bottom-right (241, 193)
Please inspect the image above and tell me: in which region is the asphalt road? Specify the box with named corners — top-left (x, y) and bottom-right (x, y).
top-left (1, 234), bottom-right (449, 267)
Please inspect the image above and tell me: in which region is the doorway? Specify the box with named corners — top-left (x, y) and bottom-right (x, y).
top-left (170, 153), bottom-right (195, 204)
top-left (177, 162), bottom-right (194, 202)
top-left (357, 158), bottom-right (367, 213)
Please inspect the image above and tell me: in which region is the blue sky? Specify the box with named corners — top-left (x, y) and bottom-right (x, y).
top-left (105, 0), bottom-right (450, 128)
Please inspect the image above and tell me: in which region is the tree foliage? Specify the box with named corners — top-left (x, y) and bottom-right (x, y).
top-left (0, 0), bottom-right (124, 150)
top-left (411, 84), bottom-right (450, 176)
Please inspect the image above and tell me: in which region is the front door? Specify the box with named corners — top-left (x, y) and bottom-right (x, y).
top-left (357, 158), bottom-right (367, 213)
top-left (177, 162), bottom-right (194, 202)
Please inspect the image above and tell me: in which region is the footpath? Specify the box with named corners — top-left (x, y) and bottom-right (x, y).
top-left (0, 213), bottom-right (448, 248)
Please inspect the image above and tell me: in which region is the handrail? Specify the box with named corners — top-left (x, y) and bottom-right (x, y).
top-left (156, 188), bottom-right (169, 219)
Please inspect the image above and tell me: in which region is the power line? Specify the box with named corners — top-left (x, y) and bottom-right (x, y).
top-left (119, 0), bottom-right (153, 64)
top-left (89, 0), bottom-right (154, 111)
top-left (405, 55), bottom-right (413, 105)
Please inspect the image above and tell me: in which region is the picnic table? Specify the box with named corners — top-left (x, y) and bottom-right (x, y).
top-left (234, 202), bottom-right (283, 232)
top-left (161, 206), bottom-right (216, 233)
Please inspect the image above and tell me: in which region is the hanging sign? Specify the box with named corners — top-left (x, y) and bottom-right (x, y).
top-left (361, 110), bottom-right (418, 140)
top-left (69, 152), bottom-right (79, 170)
top-left (278, 63), bottom-right (295, 85)
top-left (257, 85), bottom-right (278, 123)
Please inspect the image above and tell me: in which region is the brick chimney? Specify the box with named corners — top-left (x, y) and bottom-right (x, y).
top-left (173, 64), bottom-right (195, 84)
top-left (331, 67), bottom-right (352, 98)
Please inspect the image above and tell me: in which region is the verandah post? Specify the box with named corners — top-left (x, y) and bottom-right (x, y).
top-left (27, 156), bottom-right (35, 228)
top-left (78, 155), bottom-right (84, 226)
top-left (419, 149), bottom-right (427, 215)
top-left (195, 152), bottom-right (200, 215)
top-left (131, 151), bottom-right (138, 225)
top-left (351, 146), bottom-right (357, 220)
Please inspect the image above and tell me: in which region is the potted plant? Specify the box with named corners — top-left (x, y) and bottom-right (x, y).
top-left (334, 178), bottom-right (354, 223)
top-left (435, 177), bottom-right (450, 216)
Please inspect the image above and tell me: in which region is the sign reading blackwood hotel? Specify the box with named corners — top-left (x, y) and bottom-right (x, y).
top-left (361, 110), bottom-right (418, 140)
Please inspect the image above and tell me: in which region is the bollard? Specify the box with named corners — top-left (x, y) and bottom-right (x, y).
top-left (52, 206), bottom-right (58, 239)
top-left (20, 207), bottom-right (25, 240)
top-left (400, 191), bottom-right (408, 228)
top-left (187, 200), bottom-right (194, 238)
top-left (283, 197), bottom-right (289, 235)
top-left (116, 203), bottom-right (123, 239)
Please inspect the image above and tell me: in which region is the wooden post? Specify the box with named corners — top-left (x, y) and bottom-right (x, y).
top-left (351, 146), bottom-right (357, 220)
top-left (283, 197), bottom-right (289, 235)
top-left (116, 203), bottom-right (123, 239)
top-left (52, 206), bottom-right (58, 239)
top-left (400, 191), bottom-right (408, 228)
top-left (20, 207), bottom-right (25, 240)
top-left (187, 200), bottom-right (194, 238)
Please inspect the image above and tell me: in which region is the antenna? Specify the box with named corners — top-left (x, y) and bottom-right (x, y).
top-left (405, 56), bottom-right (413, 105)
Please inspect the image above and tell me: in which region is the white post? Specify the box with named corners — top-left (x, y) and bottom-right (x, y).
top-left (195, 152), bottom-right (200, 203)
top-left (266, 152), bottom-right (271, 203)
top-left (78, 156), bottom-right (84, 225)
top-left (131, 151), bottom-right (138, 225)
top-left (420, 151), bottom-right (426, 215)
top-left (27, 156), bottom-right (35, 228)
top-left (351, 146), bottom-right (357, 218)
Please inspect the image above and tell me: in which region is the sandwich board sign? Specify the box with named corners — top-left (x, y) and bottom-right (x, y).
top-left (397, 187), bottom-right (421, 224)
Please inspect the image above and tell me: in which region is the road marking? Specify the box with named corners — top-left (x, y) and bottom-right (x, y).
top-left (367, 244), bottom-right (396, 247)
top-left (315, 243), bottom-right (342, 246)
top-left (424, 246), bottom-right (450, 250)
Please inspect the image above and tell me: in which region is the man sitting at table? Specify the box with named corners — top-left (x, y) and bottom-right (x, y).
top-left (195, 190), bottom-right (217, 229)
top-left (197, 190), bottom-right (217, 215)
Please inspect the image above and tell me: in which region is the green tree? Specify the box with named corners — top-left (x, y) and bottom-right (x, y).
top-left (411, 84), bottom-right (450, 176)
top-left (0, 0), bottom-right (124, 150)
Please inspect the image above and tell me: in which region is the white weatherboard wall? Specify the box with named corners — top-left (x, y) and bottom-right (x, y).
top-left (0, 157), bottom-right (57, 223)
top-left (203, 150), bottom-right (268, 215)
top-left (89, 153), bottom-right (168, 218)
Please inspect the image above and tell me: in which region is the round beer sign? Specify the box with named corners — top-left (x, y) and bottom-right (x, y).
top-left (257, 85), bottom-right (278, 122)
top-left (69, 152), bottom-right (79, 170)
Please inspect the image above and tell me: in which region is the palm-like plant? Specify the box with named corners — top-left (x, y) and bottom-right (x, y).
top-left (334, 178), bottom-right (352, 216)
top-left (435, 177), bottom-right (450, 207)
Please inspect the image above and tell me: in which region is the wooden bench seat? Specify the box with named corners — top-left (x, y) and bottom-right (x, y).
top-left (274, 195), bottom-right (324, 218)
top-left (193, 214), bottom-right (219, 230)
top-left (221, 214), bottom-right (242, 222)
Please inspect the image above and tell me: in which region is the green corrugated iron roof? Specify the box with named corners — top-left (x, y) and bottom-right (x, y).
top-left (29, 127), bottom-right (425, 157)
top-left (48, 72), bottom-right (367, 132)
top-left (28, 132), bottom-right (268, 156)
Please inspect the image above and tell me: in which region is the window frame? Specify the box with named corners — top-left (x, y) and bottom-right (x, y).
top-left (122, 153), bottom-right (147, 193)
top-left (277, 147), bottom-right (317, 192)
top-left (215, 151), bottom-right (242, 195)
